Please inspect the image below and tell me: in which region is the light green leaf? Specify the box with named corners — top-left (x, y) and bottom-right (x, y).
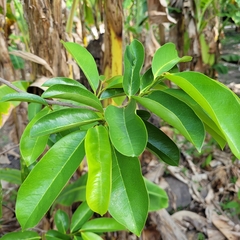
top-left (105, 75), bottom-right (123, 89)
top-left (80, 217), bottom-right (126, 232)
top-left (61, 41), bottom-right (99, 93)
top-left (165, 71), bottom-right (240, 159)
top-left (133, 91), bottom-right (205, 151)
top-left (0, 168), bottom-right (22, 185)
top-left (28, 103), bottom-right (42, 121)
top-left (70, 201), bottom-right (93, 233)
top-left (42, 77), bottom-right (87, 89)
top-left (105, 100), bottom-right (147, 157)
top-left (85, 125), bottom-right (112, 216)
top-left (0, 92), bottom-right (48, 105)
top-left (81, 232), bottom-right (103, 240)
top-left (152, 43), bottom-right (192, 78)
top-left (108, 150), bottom-right (148, 236)
top-left (144, 178), bottom-right (168, 211)
top-left (16, 131), bottom-right (86, 230)
top-left (0, 231), bottom-right (40, 240)
top-left (56, 174), bottom-right (87, 206)
top-left (20, 107), bottom-right (51, 166)
top-left (30, 108), bottom-right (102, 137)
top-left (123, 39), bottom-right (144, 96)
top-left (54, 210), bottom-right (70, 234)
top-left (144, 120), bottom-right (180, 166)
top-left (42, 84), bottom-right (103, 112)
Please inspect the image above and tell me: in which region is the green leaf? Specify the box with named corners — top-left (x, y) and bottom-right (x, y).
top-left (45, 230), bottom-right (71, 240)
top-left (165, 71), bottom-right (240, 159)
top-left (140, 68), bottom-right (154, 92)
top-left (0, 168), bottom-right (22, 185)
top-left (133, 91), bottom-right (205, 151)
top-left (144, 178), bottom-right (168, 211)
top-left (85, 125), bottom-right (112, 216)
top-left (20, 107), bottom-right (51, 166)
top-left (81, 217), bottom-right (126, 232)
top-left (16, 131), bottom-right (86, 230)
top-left (28, 103), bottom-right (42, 121)
top-left (54, 210), bottom-right (70, 234)
top-left (105, 75), bottom-right (123, 89)
top-left (99, 88), bottom-right (125, 100)
top-left (42, 84), bottom-right (103, 112)
top-left (70, 201), bottom-right (93, 233)
top-left (152, 43), bottom-right (192, 78)
top-left (144, 120), bottom-right (180, 166)
top-left (108, 150), bottom-right (148, 236)
top-left (105, 100), bottom-right (147, 157)
top-left (61, 41), bottom-right (99, 93)
top-left (136, 109), bottom-right (151, 121)
top-left (123, 39), bottom-right (144, 96)
top-left (0, 181), bottom-right (2, 218)
top-left (42, 77), bottom-right (87, 89)
top-left (163, 88), bottom-right (226, 149)
top-left (81, 232), bottom-right (103, 240)
top-left (0, 231), bottom-right (40, 240)
top-left (30, 108), bottom-right (102, 137)
top-left (0, 92), bottom-right (48, 105)
top-left (56, 174), bottom-right (87, 206)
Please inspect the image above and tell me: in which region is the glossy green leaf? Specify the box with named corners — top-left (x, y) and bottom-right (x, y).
top-left (164, 88), bottom-right (226, 149)
top-left (0, 92), bottom-right (48, 105)
top-left (105, 75), bottom-right (123, 89)
top-left (108, 150), bottom-right (148, 236)
top-left (54, 209), bottom-right (70, 234)
top-left (133, 91), bottom-right (205, 151)
top-left (165, 71), bottom-right (240, 159)
top-left (0, 231), bottom-right (40, 240)
top-left (152, 43), bottom-right (192, 78)
top-left (28, 103), bottom-right (42, 121)
top-left (45, 230), bottom-right (71, 240)
top-left (123, 39), bottom-right (144, 96)
top-left (140, 68), bottom-right (154, 92)
top-left (81, 232), bottom-right (103, 240)
top-left (42, 84), bottom-right (103, 112)
top-left (16, 131), bottom-right (86, 230)
top-left (56, 174), bottom-right (87, 206)
top-left (20, 107), bottom-right (51, 166)
top-left (30, 108), bottom-right (101, 137)
top-left (70, 201), bottom-right (93, 233)
top-left (42, 77), bottom-right (86, 89)
top-left (144, 120), bottom-right (180, 166)
top-left (0, 168), bottom-right (22, 184)
top-left (81, 217), bottom-right (126, 232)
top-left (105, 100), bottom-right (147, 157)
top-left (144, 178), bottom-right (168, 211)
top-left (61, 41), bottom-right (99, 93)
top-left (99, 88), bottom-right (124, 100)
top-left (136, 109), bottom-right (151, 121)
top-left (85, 125), bottom-right (112, 215)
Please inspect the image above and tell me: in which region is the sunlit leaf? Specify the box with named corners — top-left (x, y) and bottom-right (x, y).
top-left (81, 232), bottom-right (102, 240)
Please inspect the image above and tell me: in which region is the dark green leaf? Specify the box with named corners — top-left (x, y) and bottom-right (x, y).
top-left (54, 209), bottom-right (70, 234)
top-left (99, 88), bottom-right (124, 100)
top-left (45, 230), bottom-right (71, 240)
top-left (0, 168), bottom-right (22, 185)
top-left (16, 131), bottom-right (86, 230)
top-left (140, 68), bottom-right (154, 92)
top-left (30, 108), bottom-right (102, 137)
top-left (0, 231), bottom-right (40, 240)
top-left (136, 109), bottom-right (151, 121)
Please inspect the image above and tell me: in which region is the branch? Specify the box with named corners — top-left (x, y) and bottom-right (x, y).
top-left (0, 77), bottom-right (98, 111)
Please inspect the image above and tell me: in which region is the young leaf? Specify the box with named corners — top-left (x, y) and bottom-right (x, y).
top-left (20, 107), bottom-right (51, 166)
top-left (0, 92), bottom-right (48, 105)
top-left (30, 108), bottom-right (102, 137)
top-left (0, 168), bottom-right (22, 185)
top-left (105, 75), bottom-right (123, 89)
top-left (144, 178), bottom-right (168, 211)
top-left (123, 39), bottom-right (144, 96)
top-left (16, 131), bottom-right (86, 230)
top-left (61, 41), bottom-right (99, 93)
top-left (81, 232), bottom-right (103, 240)
top-left (56, 174), bottom-right (88, 206)
top-left (54, 209), bottom-right (70, 234)
top-left (133, 91), bottom-right (205, 151)
top-left (165, 71), bottom-right (240, 159)
top-left (108, 150), bottom-right (148, 236)
top-left (42, 77), bottom-right (87, 89)
top-left (80, 218), bottom-right (126, 232)
top-left (105, 100), bottom-right (147, 157)
top-left (85, 125), bottom-right (112, 216)
top-left (0, 231), bottom-right (40, 240)
top-left (144, 120), bottom-right (180, 166)
top-left (42, 84), bottom-right (103, 112)
top-left (152, 43), bottom-right (192, 78)
top-left (70, 201), bottom-right (94, 233)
